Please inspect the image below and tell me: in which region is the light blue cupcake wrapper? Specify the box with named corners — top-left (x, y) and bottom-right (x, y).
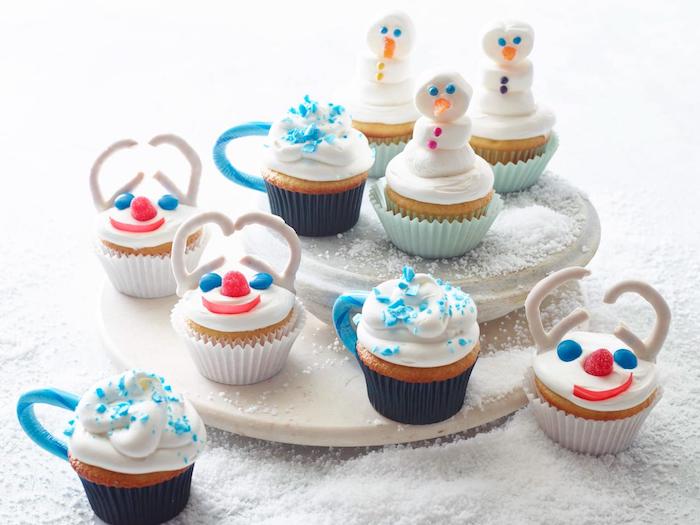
top-left (491, 132), bottom-right (559, 193)
top-left (369, 179), bottom-right (503, 259)
top-left (369, 140), bottom-right (407, 178)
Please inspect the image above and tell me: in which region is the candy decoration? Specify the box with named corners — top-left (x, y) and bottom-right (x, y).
top-left (221, 271), bottom-right (250, 298)
top-left (573, 373), bottom-right (634, 401)
top-left (109, 216), bottom-right (165, 233)
top-left (114, 193), bottom-right (135, 210)
top-left (158, 194), bottom-right (179, 211)
top-left (130, 196), bottom-right (158, 222)
top-left (199, 272), bottom-right (222, 293)
top-left (583, 348), bottom-right (614, 377)
top-left (556, 339), bottom-right (582, 362)
top-left (202, 294), bottom-right (261, 315)
top-left (613, 348), bottom-right (638, 370)
top-left (249, 272), bottom-right (273, 290)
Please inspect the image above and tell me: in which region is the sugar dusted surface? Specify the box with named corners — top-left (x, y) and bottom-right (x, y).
top-left (3, 1), bottom-right (700, 524)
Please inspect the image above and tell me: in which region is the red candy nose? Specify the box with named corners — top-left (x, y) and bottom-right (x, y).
top-left (583, 349), bottom-right (614, 376)
top-left (130, 197), bottom-right (157, 222)
top-left (221, 271), bottom-right (250, 297)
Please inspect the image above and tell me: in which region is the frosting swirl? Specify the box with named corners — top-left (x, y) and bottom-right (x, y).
top-left (66, 370), bottom-right (206, 474)
top-left (355, 267), bottom-right (479, 368)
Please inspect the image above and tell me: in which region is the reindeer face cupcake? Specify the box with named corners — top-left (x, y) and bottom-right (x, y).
top-left (524, 267), bottom-right (671, 454)
top-left (91, 134), bottom-right (206, 298)
top-left (170, 211), bottom-right (306, 385)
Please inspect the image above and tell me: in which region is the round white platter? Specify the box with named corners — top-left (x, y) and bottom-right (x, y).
top-left (98, 282), bottom-right (583, 447)
top-left (242, 173), bottom-right (600, 324)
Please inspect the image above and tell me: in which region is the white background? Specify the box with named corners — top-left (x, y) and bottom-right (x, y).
top-left (2, 1), bottom-right (699, 523)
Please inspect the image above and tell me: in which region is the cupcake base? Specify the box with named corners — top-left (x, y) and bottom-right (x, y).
top-left (470, 134), bottom-right (548, 164)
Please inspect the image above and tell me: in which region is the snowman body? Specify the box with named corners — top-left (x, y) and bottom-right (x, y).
top-left (478, 59), bottom-right (535, 116)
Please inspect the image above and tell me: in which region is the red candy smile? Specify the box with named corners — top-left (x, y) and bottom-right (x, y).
top-left (573, 373), bottom-right (634, 401)
top-left (202, 294), bottom-right (260, 314)
top-left (110, 216), bottom-right (165, 232)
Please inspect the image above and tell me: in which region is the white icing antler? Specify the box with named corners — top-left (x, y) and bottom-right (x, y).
top-left (603, 281), bottom-right (670, 362)
top-left (149, 134), bottom-right (202, 206)
top-left (89, 139), bottom-right (142, 211)
top-left (525, 267), bottom-right (591, 352)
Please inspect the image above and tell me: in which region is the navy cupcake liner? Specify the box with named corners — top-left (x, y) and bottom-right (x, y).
top-left (264, 180), bottom-right (366, 236)
top-left (78, 464), bottom-right (194, 525)
top-left (357, 356), bottom-right (477, 425)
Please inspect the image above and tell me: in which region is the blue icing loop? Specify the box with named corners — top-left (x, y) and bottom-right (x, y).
top-left (249, 272), bottom-right (273, 290)
top-left (556, 339), bottom-right (583, 362)
top-left (199, 272), bottom-right (222, 292)
top-left (157, 194), bottom-right (179, 210)
top-left (114, 193), bottom-right (134, 210)
top-left (614, 348), bottom-right (638, 369)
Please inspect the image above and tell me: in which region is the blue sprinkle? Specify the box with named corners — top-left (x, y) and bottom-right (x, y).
top-left (114, 193), bottom-right (134, 210)
top-left (398, 281), bottom-right (408, 290)
top-left (130, 416), bottom-right (136, 422)
top-left (458, 338), bottom-right (467, 346)
top-left (249, 272), bottom-right (273, 290)
top-left (157, 194), bottom-right (179, 211)
top-left (164, 385), bottom-right (172, 392)
top-left (193, 434), bottom-right (198, 442)
top-left (352, 313), bottom-right (362, 325)
top-left (405, 285), bottom-right (418, 297)
top-left (389, 298), bottom-right (404, 309)
top-left (96, 404), bottom-right (106, 414)
top-left (419, 302), bottom-right (428, 311)
top-left (402, 266), bottom-right (415, 282)
top-left (63, 427), bottom-right (74, 437)
top-left (298, 104), bottom-right (308, 116)
top-left (96, 387), bottom-right (105, 399)
top-left (199, 272), bottom-right (222, 292)
top-left (141, 415), bottom-right (150, 423)
top-left (323, 134), bottom-right (335, 144)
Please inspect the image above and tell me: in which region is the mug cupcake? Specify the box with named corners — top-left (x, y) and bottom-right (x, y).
top-left (213, 96), bottom-right (374, 236)
top-left (347, 10), bottom-right (419, 178)
top-left (91, 134), bottom-right (206, 298)
top-left (333, 266), bottom-right (480, 424)
top-left (469, 20), bottom-right (558, 192)
top-left (17, 370), bottom-right (206, 525)
top-left (370, 70), bottom-right (502, 258)
top-left (170, 210), bottom-right (306, 385)
top-left (524, 267), bottom-right (671, 455)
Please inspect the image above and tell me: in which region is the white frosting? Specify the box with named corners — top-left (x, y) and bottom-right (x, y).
top-left (385, 71), bottom-right (494, 205)
top-left (67, 370), bottom-right (206, 474)
top-left (356, 270), bottom-right (479, 368)
top-left (348, 11), bottom-right (418, 125)
top-left (263, 96), bottom-right (374, 182)
top-left (533, 331), bottom-right (658, 412)
top-left (96, 201), bottom-right (199, 249)
top-left (471, 20), bottom-right (556, 140)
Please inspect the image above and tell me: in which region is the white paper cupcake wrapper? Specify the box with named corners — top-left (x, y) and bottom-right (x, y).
top-left (369, 178), bottom-right (503, 258)
top-left (369, 140), bottom-right (408, 179)
top-left (524, 369), bottom-right (662, 455)
top-left (171, 299), bottom-right (306, 385)
top-left (491, 132), bottom-right (560, 193)
top-left (95, 236), bottom-right (206, 299)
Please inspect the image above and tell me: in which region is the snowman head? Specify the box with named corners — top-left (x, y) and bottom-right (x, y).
top-left (482, 20), bottom-right (534, 65)
top-left (414, 70), bottom-right (473, 123)
top-left (366, 10), bottom-right (415, 60)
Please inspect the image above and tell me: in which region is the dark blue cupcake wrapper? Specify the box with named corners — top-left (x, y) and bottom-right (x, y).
top-left (78, 464), bottom-right (194, 525)
top-left (357, 356), bottom-right (477, 425)
top-left (264, 180), bottom-right (366, 237)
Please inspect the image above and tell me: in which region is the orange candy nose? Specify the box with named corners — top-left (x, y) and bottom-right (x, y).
top-left (502, 46), bottom-right (517, 61)
top-left (433, 98), bottom-right (451, 116)
top-left (383, 37), bottom-right (395, 59)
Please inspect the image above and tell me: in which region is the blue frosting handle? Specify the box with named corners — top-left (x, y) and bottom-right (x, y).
top-left (17, 388), bottom-right (80, 461)
top-left (213, 121), bottom-right (272, 193)
top-left (332, 291), bottom-right (369, 355)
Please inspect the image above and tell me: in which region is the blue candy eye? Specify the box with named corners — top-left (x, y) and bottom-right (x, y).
top-left (114, 192), bottom-right (134, 210)
top-left (613, 349), bottom-right (638, 369)
top-left (199, 272), bottom-right (222, 293)
top-left (498, 37), bottom-right (507, 47)
top-left (157, 194), bottom-right (179, 211)
top-left (428, 85), bottom-right (439, 97)
top-left (445, 83), bottom-right (456, 95)
top-left (380, 26), bottom-right (388, 34)
top-left (393, 28), bottom-right (402, 38)
top-left (249, 272), bottom-right (273, 290)
top-left (513, 36), bottom-right (522, 45)
top-left (557, 339), bottom-right (583, 362)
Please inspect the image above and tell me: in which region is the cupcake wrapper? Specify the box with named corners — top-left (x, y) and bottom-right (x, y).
top-left (95, 236), bottom-right (206, 299)
top-left (524, 369), bottom-right (662, 455)
top-left (369, 178), bottom-right (503, 258)
top-left (368, 139), bottom-right (408, 179)
top-left (357, 355), bottom-right (477, 425)
top-left (265, 180), bottom-right (366, 236)
top-left (78, 464), bottom-right (194, 525)
top-left (489, 132), bottom-right (560, 193)
top-left (171, 300), bottom-right (306, 385)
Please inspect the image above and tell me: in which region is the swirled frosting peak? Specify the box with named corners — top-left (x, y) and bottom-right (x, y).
top-left (355, 267), bottom-right (479, 368)
top-left (263, 95), bottom-right (374, 182)
top-left (66, 370), bottom-right (206, 474)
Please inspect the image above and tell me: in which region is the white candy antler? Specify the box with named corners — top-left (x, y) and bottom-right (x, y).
top-left (89, 139), bottom-right (142, 211)
top-left (525, 267), bottom-right (591, 352)
top-left (150, 134), bottom-right (202, 206)
top-left (603, 280), bottom-right (670, 362)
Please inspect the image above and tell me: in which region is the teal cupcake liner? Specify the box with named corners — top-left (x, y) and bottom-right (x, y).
top-left (369, 179), bottom-right (503, 258)
top-left (491, 132), bottom-right (559, 193)
top-left (369, 140), bottom-right (407, 179)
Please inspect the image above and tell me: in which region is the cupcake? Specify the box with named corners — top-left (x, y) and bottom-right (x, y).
top-left (170, 210), bottom-right (306, 385)
top-left (347, 10), bottom-right (419, 178)
top-left (524, 267), bottom-right (671, 454)
top-left (371, 70), bottom-right (502, 258)
top-left (260, 95), bottom-right (374, 236)
top-left (91, 134), bottom-right (206, 298)
top-left (469, 20), bottom-right (558, 192)
top-left (17, 370), bottom-right (206, 525)
top-left (333, 266), bottom-right (480, 424)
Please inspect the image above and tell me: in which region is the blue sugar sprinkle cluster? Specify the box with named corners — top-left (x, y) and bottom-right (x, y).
top-left (284, 95), bottom-right (346, 153)
top-left (372, 345), bottom-right (400, 356)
